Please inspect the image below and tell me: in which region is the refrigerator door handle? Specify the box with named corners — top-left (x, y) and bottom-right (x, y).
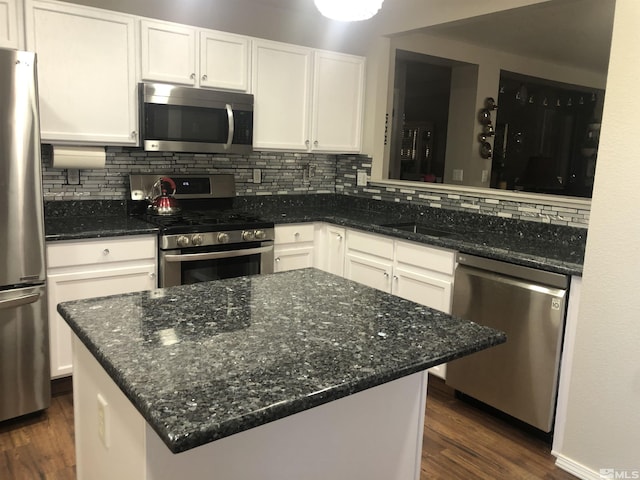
top-left (0, 292), bottom-right (41, 311)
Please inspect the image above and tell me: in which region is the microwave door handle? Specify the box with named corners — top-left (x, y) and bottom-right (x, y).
top-left (224, 104), bottom-right (234, 150)
top-left (164, 245), bottom-right (273, 263)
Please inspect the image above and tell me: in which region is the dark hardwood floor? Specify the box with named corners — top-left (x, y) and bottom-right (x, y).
top-left (422, 377), bottom-right (576, 479)
top-left (0, 377), bottom-right (576, 479)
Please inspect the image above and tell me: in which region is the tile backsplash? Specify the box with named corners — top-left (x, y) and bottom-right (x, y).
top-left (41, 146), bottom-right (589, 228)
top-left (41, 145), bottom-right (336, 200)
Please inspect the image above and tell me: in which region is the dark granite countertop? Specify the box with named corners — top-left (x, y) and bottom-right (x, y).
top-left (58, 268), bottom-right (505, 454)
top-left (44, 195), bottom-right (586, 275)
top-left (234, 196), bottom-right (585, 276)
top-left (44, 200), bottom-right (158, 241)
top-left (45, 215), bottom-right (158, 241)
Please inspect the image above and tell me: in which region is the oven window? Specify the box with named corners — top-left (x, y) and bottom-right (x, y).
top-left (181, 253), bottom-right (261, 285)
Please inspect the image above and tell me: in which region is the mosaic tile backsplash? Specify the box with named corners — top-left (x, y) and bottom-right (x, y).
top-left (40, 146), bottom-right (589, 228)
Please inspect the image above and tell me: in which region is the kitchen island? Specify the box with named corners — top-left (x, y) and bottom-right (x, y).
top-left (58, 268), bottom-right (505, 480)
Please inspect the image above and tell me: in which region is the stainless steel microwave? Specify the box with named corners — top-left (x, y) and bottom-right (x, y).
top-left (139, 83), bottom-right (253, 154)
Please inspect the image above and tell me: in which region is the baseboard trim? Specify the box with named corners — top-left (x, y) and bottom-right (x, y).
top-left (51, 376), bottom-right (73, 396)
top-left (554, 453), bottom-right (601, 480)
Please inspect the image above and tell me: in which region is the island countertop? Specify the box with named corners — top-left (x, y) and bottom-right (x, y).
top-left (57, 268), bottom-right (505, 454)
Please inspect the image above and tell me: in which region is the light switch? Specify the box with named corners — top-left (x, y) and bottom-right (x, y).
top-left (253, 168), bottom-right (261, 184)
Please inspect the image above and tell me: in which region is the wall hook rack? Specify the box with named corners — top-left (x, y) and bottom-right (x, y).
top-left (478, 97), bottom-right (497, 158)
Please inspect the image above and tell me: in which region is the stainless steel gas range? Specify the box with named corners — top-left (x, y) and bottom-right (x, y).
top-left (130, 174), bottom-right (274, 288)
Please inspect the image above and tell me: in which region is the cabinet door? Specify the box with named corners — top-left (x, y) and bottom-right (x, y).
top-left (252, 40), bottom-right (312, 150)
top-left (27, 1), bottom-right (137, 145)
top-left (200, 30), bottom-right (250, 91)
top-left (345, 253), bottom-right (392, 293)
top-left (140, 19), bottom-right (197, 85)
top-left (47, 265), bottom-right (156, 378)
top-left (324, 225), bottom-right (345, 276)
top-left (274, 246), bottom-right (314, 272)
top-left (392, 265), bottom-right (453, 314)
top-left (0, 0), bottom-right (20, 48)
top-left (311, 51), bottom-right (365, 153)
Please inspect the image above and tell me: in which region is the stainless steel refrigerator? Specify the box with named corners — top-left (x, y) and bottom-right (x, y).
top-left (0, 47), bottom-right (50, 422)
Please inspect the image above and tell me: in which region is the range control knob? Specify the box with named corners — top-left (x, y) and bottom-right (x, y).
top-left (242, 230), bottom-right (256, 241)
top-left (176, 235), bottom-right (190, 247)
top-left (191, 234), bottom-right (203, 246)
top-left (217, 232), bottom-right (230, 244)
top-left (254, 230), bottom-right (266, 240)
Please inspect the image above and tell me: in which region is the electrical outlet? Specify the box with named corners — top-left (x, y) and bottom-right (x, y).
top-left (481, 169), bottom-right (489, 183)
top-left (453, 169), bottom-right (464, 182)
top-left (308, 164), bottom-right (316, 177)
top-left (66, 168), bottom-right (80, 185)
top-left (253, 168), bottom-right (261, 184)
top-left (97, 394), bottom-right (110, 448)
top-left (357, 170), bottom-right (368, 187)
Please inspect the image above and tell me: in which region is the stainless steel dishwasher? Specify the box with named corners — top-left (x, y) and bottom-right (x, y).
top-left (446, 253), bottom-right (569, 433)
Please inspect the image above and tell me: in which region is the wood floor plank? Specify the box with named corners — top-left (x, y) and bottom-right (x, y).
top-left (0, 377), bottom-right (576, 479)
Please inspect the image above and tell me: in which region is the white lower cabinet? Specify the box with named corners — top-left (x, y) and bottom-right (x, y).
top-left (273, 223), bottom-right (315, 272)
top-left (46, 235), bottom-right (157, 378)
top-left (274, 223), bottom-right (455, 378)
top-left (314, 223), bottom-right (346, 276)
top-left (345, 229), bottom-right (455, 380)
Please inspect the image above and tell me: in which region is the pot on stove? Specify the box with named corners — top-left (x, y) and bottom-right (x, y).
top-left (149, 176), bottom-right (181, 215)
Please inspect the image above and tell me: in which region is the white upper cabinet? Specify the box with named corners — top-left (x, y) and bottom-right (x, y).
top-left (200, 30), bottom-right (250, 91)
top-left (26, 0), bottom-right (137, 145)
top-left (311, 51), bottom-right (365, 153)
top-left (140, 19), bottom-right (197, 85)
top-left (252, 39), bottom-right (313, 151)
top-left (252, 39), bottom-right (365, 153)
top-left (0, 0), bottom-right (21, 49)
top-left (140, 18), bottom-right (250, 91)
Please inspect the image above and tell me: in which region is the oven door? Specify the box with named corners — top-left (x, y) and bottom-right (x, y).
top-left (159, 241), bottom-right (274, 288)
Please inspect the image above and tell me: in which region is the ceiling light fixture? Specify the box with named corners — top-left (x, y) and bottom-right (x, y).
top-left (313, 0), bottom-right (384, 22)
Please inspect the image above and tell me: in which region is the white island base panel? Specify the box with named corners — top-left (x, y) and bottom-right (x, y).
top-left (72, 336), bottom-right (430, 480)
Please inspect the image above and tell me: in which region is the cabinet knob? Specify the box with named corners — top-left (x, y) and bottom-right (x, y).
top-left (202, 74), bottom-right (208, 81)
top-left (305, 140), bottom-right (310, 146)
top-left (393, 275), bottom-right (399, 281)
top-left (313, 140), bottom-right (318, 146)
top-left (294, 232), bottom-right (300, 238)
top-left (149, 272), bottom-right (156, 278)
top-left (275, 257), bottom-right (281, 262)
top-left (190, 73), bottom-right (196, 79)
top-left (102, 248), bottom-right (110, 256)
top-left (383, 272), bottom-right (389, 278)
top-left (131, 131), bottom-right (137, 139)
top-left (336, 234), bottom-right (342, 240)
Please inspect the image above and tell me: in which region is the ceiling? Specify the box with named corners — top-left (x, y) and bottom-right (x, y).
top-left (247, 0), bottom-right (615, 74)
top-left (421, 0), bottom-right (615, 74)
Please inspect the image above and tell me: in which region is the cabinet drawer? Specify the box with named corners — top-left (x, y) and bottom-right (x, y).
top-left (346, 230), bottom-right (394, 260)
top-left (275, 223), bottom-right (315, 244)
top-left (395, 240), bottom-right (455, 276)
top-left (47, 236), bottom-right (156, 269)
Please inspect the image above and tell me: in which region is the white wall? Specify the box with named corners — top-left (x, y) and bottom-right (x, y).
top-left (553, 0), bottom-right (640, 475)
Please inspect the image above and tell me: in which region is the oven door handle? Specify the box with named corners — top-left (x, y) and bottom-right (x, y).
top-left (163, 245), bottom-right (273, 263)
